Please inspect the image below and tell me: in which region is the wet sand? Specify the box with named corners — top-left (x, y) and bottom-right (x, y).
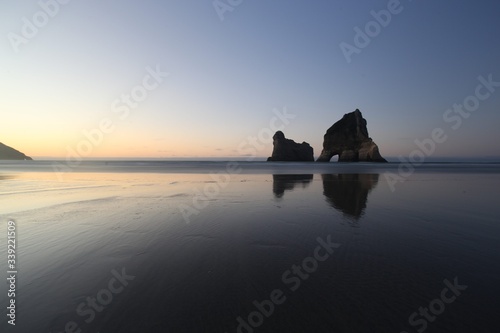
top-left (1, 165), bottom-right (500, 332)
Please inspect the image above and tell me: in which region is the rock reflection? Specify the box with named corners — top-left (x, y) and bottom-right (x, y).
top-left (272, 174), bottom-right (314, 198)
top-left (322, 174), bottom-right (379, 219)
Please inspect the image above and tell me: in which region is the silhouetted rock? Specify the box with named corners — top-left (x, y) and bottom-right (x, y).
top-left (0, 142), bottom-right (32, 160)
top-left (317, 110), bottom-right (387, 162)
top-left (267, 131), bottom-right (314, 162)
top-left (322, 174), bottom-right (379, 219)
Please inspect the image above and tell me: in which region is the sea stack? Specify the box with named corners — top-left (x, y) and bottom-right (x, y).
top-left (317, 109), bottom-right (387, 162)
top-left (267, 131), bottom-right (314, 162)
top-left (0, 142), bottom-right (33, 160)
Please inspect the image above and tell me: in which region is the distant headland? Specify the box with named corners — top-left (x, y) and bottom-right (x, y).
top-left (0, 142), bottom-right (33, 160)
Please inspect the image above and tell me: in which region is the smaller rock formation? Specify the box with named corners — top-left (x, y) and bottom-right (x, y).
top-left (0, 142), bottom-right (33, 160)
top-left (317, 109), bottom-right (387, 162)
top-left (267, 131), bottom-right (314, 162)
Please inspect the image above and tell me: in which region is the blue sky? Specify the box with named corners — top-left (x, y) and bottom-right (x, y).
top-left (1, 0), bottom-right (499, 159)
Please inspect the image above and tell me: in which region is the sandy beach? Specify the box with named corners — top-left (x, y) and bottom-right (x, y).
top-left (1, 162), bottom-right (499, 332)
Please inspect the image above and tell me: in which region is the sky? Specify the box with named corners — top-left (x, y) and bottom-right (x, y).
top-left (1, 0), bottom-right (500, 160)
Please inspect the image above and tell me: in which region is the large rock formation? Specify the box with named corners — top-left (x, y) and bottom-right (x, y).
top-left (317, 110), bottom-right (387, 162)
top-left (267, 131), bottom-right (314, 162)
top-left (0, 142), bottom-right (32, 160)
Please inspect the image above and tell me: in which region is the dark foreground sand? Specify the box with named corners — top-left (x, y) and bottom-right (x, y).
top-left (1, 165), bottom-right (499, 332)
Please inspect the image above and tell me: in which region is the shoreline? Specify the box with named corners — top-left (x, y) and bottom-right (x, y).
top-left (1, 160), bottom-right (500, 176)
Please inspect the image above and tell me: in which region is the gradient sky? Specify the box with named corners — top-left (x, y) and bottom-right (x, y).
top-left (1, 0), bottom-right (500, 159)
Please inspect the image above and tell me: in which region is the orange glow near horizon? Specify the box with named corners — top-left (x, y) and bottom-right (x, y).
top-left (4, 136), bottom-right (272, 159)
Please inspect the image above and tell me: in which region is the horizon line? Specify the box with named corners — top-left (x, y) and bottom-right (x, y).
top-left (7, 156), bottom-right (500, 162)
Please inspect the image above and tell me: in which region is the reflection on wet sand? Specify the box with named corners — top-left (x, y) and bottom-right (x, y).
top-left (272, 174), bottom-right (313, 198)
top-left (322, 174), bottom-right (379, 219)
top-left (272, 174), bottom-right (379, 219)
